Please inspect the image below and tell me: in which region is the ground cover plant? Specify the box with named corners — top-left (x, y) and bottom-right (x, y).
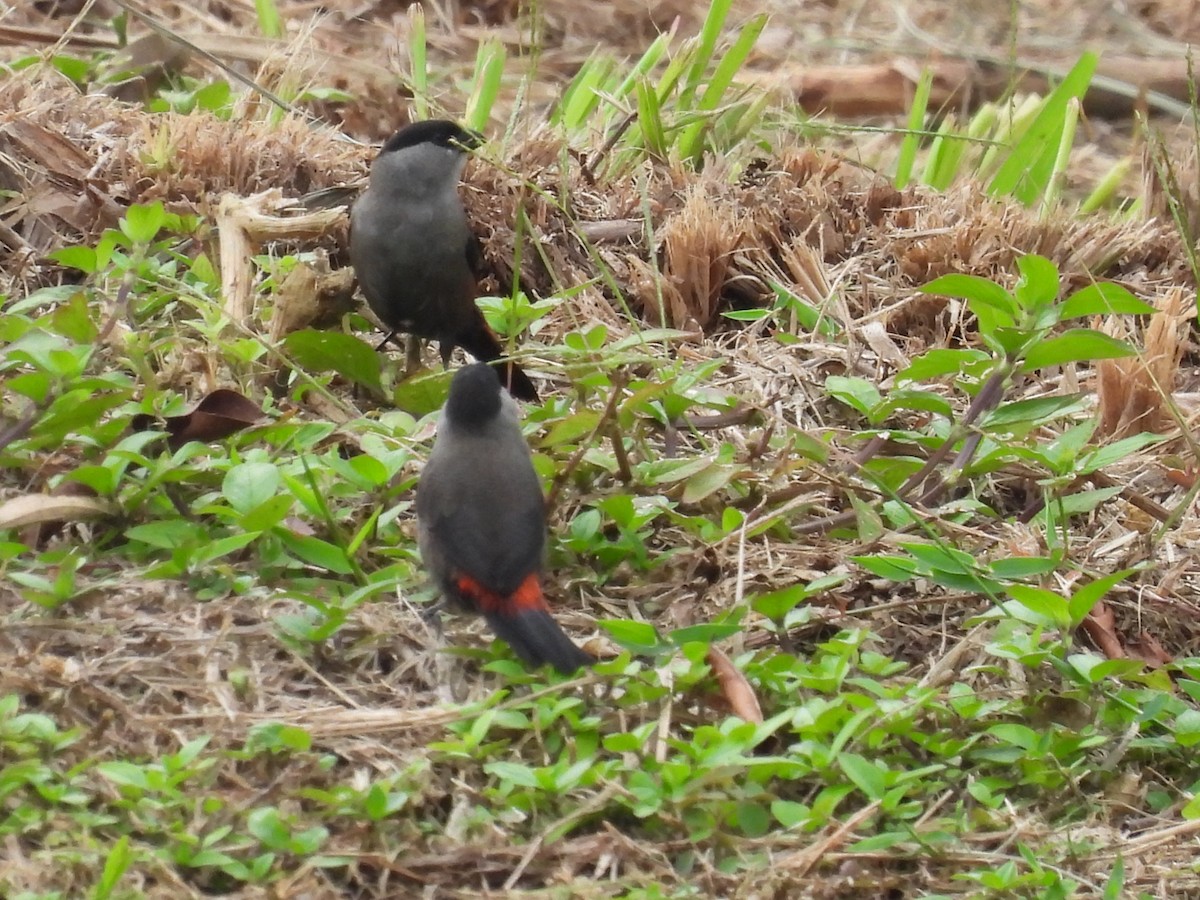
top-left (3, 0), bottom-right (1200, 897)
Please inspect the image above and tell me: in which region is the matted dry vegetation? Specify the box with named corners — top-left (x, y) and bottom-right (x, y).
top-left (5, 0), bottom-right (1200, 898)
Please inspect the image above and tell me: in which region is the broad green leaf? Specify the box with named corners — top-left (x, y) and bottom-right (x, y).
top-left (283, 329), bottom-right (383, 394)
top-left (981, 394), bottom-right (1087, 430)
top-left (1012, 255), bottom-right (1060, 312)
top-left (851, 555), bottom-right (919, 581)
top-left (897, 348), bottom-right (990, 383)
top-left (598, 619), bottom-right (662, 654)
top-left (900, 541), bottom-right (977, 574)
top-left (121, 201), bottom-right (166, 244)
top-left (1067, 568), bottom-right (1136, 627)
top-left (223, 462), bottom-right (280, 514)
top-left (989, 556), bottom-right (1059, 579)
top-left (1078, 433), bottom-right (1165, 473)
top-left (987, 722), bottom-right (1040, 750)
top-left (838, 753), bottom-right (886, 800)
top-left (825, 375), bottom-right (882, 418)
top-left (1060, 282), bottom-right (1156, 318)
top-left (920, 274), bottom-right (1015, 317)
top-left (275, 531), bottom-right (354, 575)
top-left (1020, 329), bottom-right (1136, 372)
top-left (192, 532), bottom-right (261, 565)
top-left (1053, 485), bottom-right (1123, 517)
top-left (669, 623), bottom-right (742, 645)
top-left (1004, 583), bottom-right (1070, 629)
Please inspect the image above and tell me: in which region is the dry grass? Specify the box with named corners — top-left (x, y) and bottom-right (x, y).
top-left (5, 1), bottom-right (1200, 897)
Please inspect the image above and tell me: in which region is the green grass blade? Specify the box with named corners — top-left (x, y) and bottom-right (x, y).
top-left (681, 0), bottom-right (733, 108)
top-left (1040, 96), bottom-right (1080, 218)
top-left (613, 27), bottom-right (675, 104)
top-left (408, 3), bottom-right (429, 121)
top-left (556, 55), bottom-right (611, 130)
top-left (636, 77), bottom-right (668, 158)
top-left (921, 115), bottom-right (967, 190)
top-left (464, 39), bottom-right (506, 132)
top-left (988, 51), bottom-right (1098, 204)
top-left (1079, 156), bottom-right (1131, 214)
top-left (894, 68), bottom-right (933, 189)
top-left (677, 13), bottom-right (767, 163)
top-left (254, 0), bottom-right (283, 38)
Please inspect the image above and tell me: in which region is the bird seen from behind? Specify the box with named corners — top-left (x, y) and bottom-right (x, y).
top-left (417, 363), bottom-right (592, 675)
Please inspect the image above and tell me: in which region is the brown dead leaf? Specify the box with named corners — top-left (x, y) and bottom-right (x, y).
top-left (707, 646), bottom-right (763, 723)
top-left (0, 491), bottom-right (112, 538)
top-left (132, 388), bottom-right (267, 449)
top-left (1080, 601), bottom-right (1125, 660)
top-left (1126, 631), bottom-right (1172, 667)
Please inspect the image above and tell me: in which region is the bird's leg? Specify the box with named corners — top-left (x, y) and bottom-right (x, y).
top-left (439, 341), bottom-right (454, 370)
top-left (405, 335), bottom-right (423, 376)
top-left (374, 330), bottom-right (396, 352)
top-left (421, 596), bottom-right (446, 637)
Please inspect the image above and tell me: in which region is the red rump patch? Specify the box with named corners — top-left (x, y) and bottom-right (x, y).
top-left (454, 572), bottom-right (546, 617)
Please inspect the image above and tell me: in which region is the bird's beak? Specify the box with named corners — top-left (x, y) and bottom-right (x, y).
top-left (455, 129), bottom-right (485, 152)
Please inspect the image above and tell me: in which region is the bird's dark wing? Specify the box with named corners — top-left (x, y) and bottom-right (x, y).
top-left (418, 448), bottom-right (545, 597)
top-left (465, 230), bottom-right (487, 283)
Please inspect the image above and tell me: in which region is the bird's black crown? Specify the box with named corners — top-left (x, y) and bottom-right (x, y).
top-left (444, 363), bottom-right (503, 429)
top-left (380, 120), bottom-right (483, 156)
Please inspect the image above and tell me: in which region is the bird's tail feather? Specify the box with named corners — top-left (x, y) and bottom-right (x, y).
top-left (454, 320), bottom-right (539, 402)
top-left (485, 607), bottom-right (594, 675)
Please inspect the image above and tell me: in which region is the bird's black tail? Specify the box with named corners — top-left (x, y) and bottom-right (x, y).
top-left (485, 607), bottom-right (594, 675)
top-left (454, 317), bottom-right (539, 402)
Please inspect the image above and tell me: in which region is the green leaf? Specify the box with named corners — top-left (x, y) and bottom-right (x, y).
top-left (635, 78), bottom-right (668, 157)
top-left (981, 394), bottom-right (1087, 430)
top-left (987, 52), bottom-right (1098, 204)
top-left (1067, 568), bottom-right (1136, 628)
top-left (598, 619), bottom-right (665, 655)
top-left (987, 722), bottom-right (1040, 750)
top-left (1004, 584), bottom-right (1070, 629)
top-left (900, 541), bottom-right (977, 575)
top-left (223, 462), bottom-right (280, 515)
top-left (254, 0), bottom-right (283, 38)
top-left (825, 375), bottom-right (882, 418)
top-left (752, 584), bottom-right (808, 621)
top-left (1078, 433), bottom-right (1165, 473)
top-left (121, 201), bottom-right (167, 244)
top-left (681, 462), bottom-right (737, 504)
top-left (669, 623), bottom-right (742, 645)
top-left (852, 555), bottom-right (919, 581)
top-left (1012, 254), bottom-right (1060, 312)
top-left (192, 532), bottom-right (262, 565)
top-left (772, 800), bottom-right (811, 828)
top-left (246, 807), bottom-right (289, 849)
top-left (1060, 283), bottom-right (1157, 318)
top-left (989, 556), bottom-right (1058, 579)
top-left (464, 40), bottom-right (505, 132)
top-left (1053, 485), bottom-right (1123, 517)
top-left (49, 246), bottom-right (98, 274)
top-left (838, 753), bottom-right (886, 800)
top-left (920, 274), bottom-right (1015, 318)
top-left (284, 329), bottom-right (383, 394)
top-left (485, 761), bottom-right (541, 788)
top-left (895, 67), bottom-right (933, 189)
top-left (897, 348), bottom-right (990, 383)
top-left (1020, 329), bottom-right (1136, 372)
top-left (275, 531), bottom-right (354, 575)
top-left (678, 13), bottom-right (768, 162)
